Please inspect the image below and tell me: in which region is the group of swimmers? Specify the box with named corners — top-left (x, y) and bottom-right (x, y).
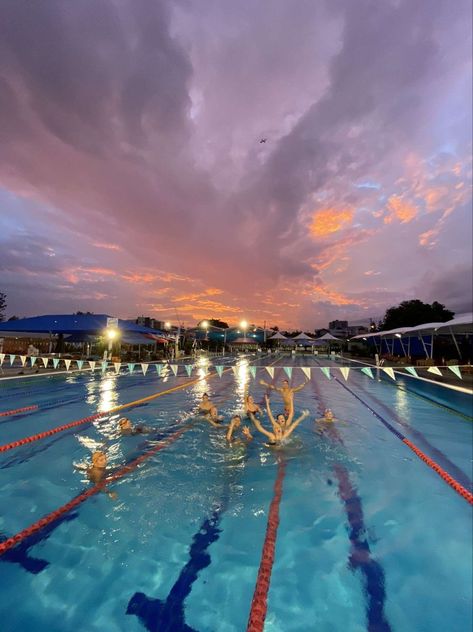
top-left (81, 378), bottom-right (337, 492)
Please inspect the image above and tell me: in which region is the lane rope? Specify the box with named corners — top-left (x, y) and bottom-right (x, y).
top-left (334, 377), bottom-right (473, 505)
top-left (247, 458), bottom-right (286, 632)
top-left (0, 368), bottom-right (232, 454)
top-left (0, 405), bottom-right (39, 417)
top-left (0, 425), bottom-right (190, 556)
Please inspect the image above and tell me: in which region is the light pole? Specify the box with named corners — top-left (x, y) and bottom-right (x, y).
top-left (201, 320), bottom-right (209, 341)
top-left (105, 327), bottom-right (118, 360)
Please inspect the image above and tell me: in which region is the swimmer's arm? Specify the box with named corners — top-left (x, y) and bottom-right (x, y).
top-left (286, 397), bottom-right (295, 425)
top-left (259, 380), bottom-right (278, 391)
top-left (242, 426), bottom-right (253, 441)
top-left (292, 381), bottom-right (309, 393)
top-left (206, 418), bottom-right (223, 428)
top-left (284, 409), bottom-right (310, 438)
top-left (264, 395), bottom-right (277, 427)
top-left (249, 413), bottom-right (273, 440)
top-left (226, 419), bottom-right (238, 441)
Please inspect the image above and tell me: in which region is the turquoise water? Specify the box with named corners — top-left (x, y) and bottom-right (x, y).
top-left (0, 353), bottom-right (471, 632)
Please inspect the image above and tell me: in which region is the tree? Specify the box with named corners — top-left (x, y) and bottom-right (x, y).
top-left (198, 318), bottom-right (229, 329)
top-left (8, 315), bottom-right (19, 321)
top-left (0, 292), bottom-right (6, 322)
top-left (381, 300), bottom-right (454, 331)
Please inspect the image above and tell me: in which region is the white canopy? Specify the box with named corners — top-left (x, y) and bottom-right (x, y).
top-left (316, 332), bottom-right (343, 341)
top-left (293, 332), bottom-right (314, 340)
top-left (268, 331), bottom-right (287, 340)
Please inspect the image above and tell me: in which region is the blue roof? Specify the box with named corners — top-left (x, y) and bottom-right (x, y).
top-left (0, 314), bottom-right (165, 336)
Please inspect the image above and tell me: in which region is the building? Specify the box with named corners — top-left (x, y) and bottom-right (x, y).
top-left (136, 316), bottom-right (167, 330)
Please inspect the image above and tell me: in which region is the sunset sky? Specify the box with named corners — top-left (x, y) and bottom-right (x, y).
top-left (0, 0), bottom-right (471, 329)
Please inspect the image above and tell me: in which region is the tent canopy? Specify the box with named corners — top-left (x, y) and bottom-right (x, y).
top-left (0, 314), bottom-right (168, 337)
top-left (351, 312), bottom-right (473, 340)
top-left (293, 332), bottom-right (314, 340)
top-left (316, 332), bottom-right (343, 341)
top-left (268, 331), bottom-right (287, 340)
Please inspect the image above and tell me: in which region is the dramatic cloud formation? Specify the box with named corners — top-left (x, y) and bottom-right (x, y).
top-left (0, 0), bottom-right (471, 328)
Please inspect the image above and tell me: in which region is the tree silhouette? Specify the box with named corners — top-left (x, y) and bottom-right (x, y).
top-left (381, 300), bottom-right (454, 330)
top-left (0, 292), bottom-right (6, 322)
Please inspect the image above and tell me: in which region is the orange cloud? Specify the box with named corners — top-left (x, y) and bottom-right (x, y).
top-left (305, 281), bottom-right (361, 306)
top-left (62, 266), bottom-right (116, 284)
top-left (384, 195), bottom-right (417, 224)
top-left (310, 207), bottom-right (354, 238)
top-left (173, 288), bottom-right (224, 302)
top-left (121, 272), bottom-right (157, 283)
top-left (93, 242), bottom-right (121, 251)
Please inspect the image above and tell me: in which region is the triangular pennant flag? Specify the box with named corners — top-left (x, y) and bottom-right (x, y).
top-left (155, 363), bottom-right (163, 376)
top-left (301, 367), bottom-right (311, 380)
top-left (128, 363), bottom-right (135, 374)
top-left (427, 366), bottom-right (442, 376)
top-left (340, 367), bottom-right (350, 381)
top-left (89, 361), bottom-right (96, 372)
top-left (141, 363), bottom-right (148, 376)
top-left (448, 365), bottom-right (462, 379)
top-left (382, 367), bottom-right (396, 380)
top-left (76, 360), bottom-right (84, 371)
top-left (9, 354), bottom-right (15, 366)
top-left (265, 366), bottom-right (275, 379)
top-left (53, 358), bottom-right (60, 369)
top-left (215, 365), bottom-right (224, 378)
top-left (232, 366), bottom-right (239, 377)
top-left (114, 362), bottom-right (122, 374)
top-left (249, 366), bottom-right (256, 379)
top-left (320, 367), bottom-right (331, 380)
top-left (405, 366), bottom-right (418, 378)
top-left (170, 364), bottom-right (178, 376)
top-left (0, 353), bottom-right (4, 366)
top-left (284, 366), bottom-right (293, 379)
top-left (361, 367), bottom-right (374, 379)
top-left (65, 359), bottom-right (72, 371)
top-left (185, 365), bottom-right (193, 377)
top-left (30, 356), bottom-right (37, 367)
top-left (101, 361), bottom-right (108, 373)
top-left (41, 357), bottom-right (49, 368)
top-left (20, 355), bottom-right (27, 367)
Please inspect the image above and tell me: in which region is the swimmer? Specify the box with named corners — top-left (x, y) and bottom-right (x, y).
top-left (316, 409), bottom-right (335, 423)
top-left (259, 378), bottom-right (309, 415)
top-left (226, 414), bottom-right (253, 444)
top-left (198, 393), bottom-right (215, 415)
top-left (204, 405), bottom-right (225, 428)
top-left (118, 417), bottom-right (152, 435)
top-left (244, 394), bottom-right (262, 418)
top-left (248, 399), bottom-right (309, 447)
top-left (76, 451), bottom-right (117, 499)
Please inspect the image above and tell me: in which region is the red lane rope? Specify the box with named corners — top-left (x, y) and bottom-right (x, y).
top-left (403, 438), bottom-right (473, 505)
top-left (247, 458), bottom-right (286, 632)
top-left (0, 405), bottom-right (39, 417)
top-left (0, 425), bottom-right (190, 556)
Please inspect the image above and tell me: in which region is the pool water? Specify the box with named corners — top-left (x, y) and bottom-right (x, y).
top-left (0, 354), bottom-right (471, 632)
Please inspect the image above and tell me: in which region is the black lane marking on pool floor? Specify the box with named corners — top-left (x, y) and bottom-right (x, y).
top-left (127, 445), bottom-right (251, 632)
top-left (311, 374), bottom-right (393, 632)
top-left (0, 512), bottom-right (79, 574)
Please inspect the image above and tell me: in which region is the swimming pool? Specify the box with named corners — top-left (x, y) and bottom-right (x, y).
top-left (0, 353), bottom-right (471, 631)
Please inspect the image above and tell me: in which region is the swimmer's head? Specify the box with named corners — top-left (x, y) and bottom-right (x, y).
top-left (324, 409), bottom-right (334, 420)
top-left (202, 393), bottom-right (209, 401)
top-left (282, 379), bottom-right (289, 386)
top-left (118, 417), bottom-right (132, 431)
top-left (92, 451), bottom-right (107, 468)
top-left (231, 414), bottom-right (241, 427)
top-left (246, 395), bottom-right (254, 404)
top-left (210, 405), bottom-right (218, 418)
top-left (276, 413), bottom-right (286, 424)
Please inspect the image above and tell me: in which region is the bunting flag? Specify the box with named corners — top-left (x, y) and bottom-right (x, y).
top-left (320, 367), bottom-right (331, 380)
top-left (9, 354), bottom-right (15, 366)
top-left (30, 356), bottom-right (37, 367)
top-left (427, 366), bottom-right (442, 376)
top-left (101, 361), bottom-right (108, 373)
top-left (53, 358), bottom-right (60, 369)
top-left (448, 365), bottom-right (462, 379)
top-left (128, 363), bottom-right (135, 374)
top-left (249, 366), bottom-right (256, 379)
top-left (340, 367), bottom-right (350, 381)
top-left (114, 362), bottom-right (122, 374)
top-left (41, 357), bottom-right (49, 368)
top-left (265, 366), bottom-right (275, 379)
top-left (382, 367), bottom-right (396, 380)
top-left (185, 365), bottom-right (193, 377)
top-left (284, 366), bottom-right (293, 379)
top-left (155, 363), bottom-right (163, 376)
top-left (301, 367), bottom-right (311, 380)
top-left (19, 355), bottom-right (27, 367)
top-left (65, 359), bottom-right (72, 371)
top-left (215, 365), bottom-right (224, 378)
top-left (405, 366), bottom-right (418, 378)
top-left (361, 367), bottom-right (374, 379)
top-left (0, 353), bottom-right (4, 366)
top-left (89, 361), bottom-right (96, 372)
top-left (170, 365), bottom-right (178, 376)
top-left (76, 360), bottom-right (84, 371)
top-left (141, 363), bottom-right (148, 376)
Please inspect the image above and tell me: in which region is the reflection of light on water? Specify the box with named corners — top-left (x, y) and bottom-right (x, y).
top-left (98, 375), bottom-right (119, 413)
top-left (236, 358), bottom-right (249, 402)
top-left (395, 387), bottom-right (409, 421)
top-left (85, 378), bottom-right (97, 406)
